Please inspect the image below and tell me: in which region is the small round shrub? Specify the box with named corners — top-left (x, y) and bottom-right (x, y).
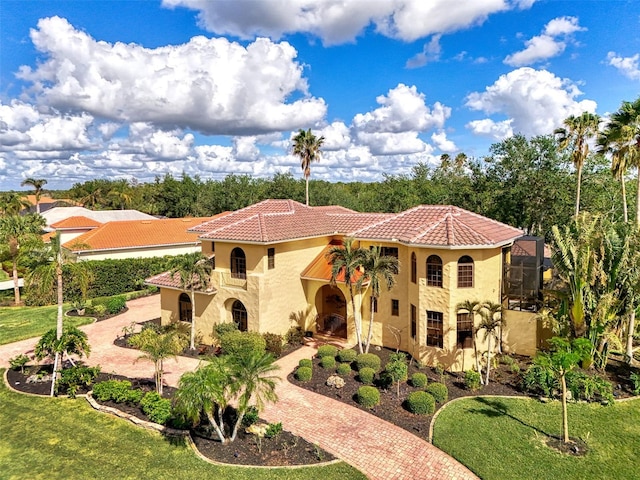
top-left (355, 353), bottom-right (381, 372)
top-left (295, 366), bottom-right (313, 382)
top-left (298, 358), bottom-right (313, 368)
top-left (337, 348), bottom-right (357, 363)
top-left (336, 362), bottom-right (352, 375)
top-left (317, 345), bottom-right (338, 358)
top-left (242, 406), bottom-right (259, 427)
top-left (411, 372), bottom-right (428, 388)
top-left (358, 367), bottom-right (375, 385)
top-left (356, 386), bottom-right (380, 409)
top-left (425, 382), bottom-right (448, 403)
top-left (405, 391), bottom-right (435, 415)
top-left (464, 370), bottom-right (482, 391)
top-left (285, 326), bottom-right (304, 346)
top-left (320, 356), bottom-right (336, 369)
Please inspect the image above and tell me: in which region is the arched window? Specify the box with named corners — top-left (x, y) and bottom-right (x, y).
top-left (410, 252), bottom-right (417, 284)
top-left (231, 247), bottom-right (246, 279)
top-left (179, 293), bottom-right (192, 322)
top-left (426, 255), bottom-right (443, 287)
top-left (458, 255), bottom-right (474, 288)
top-left (232, 300), bottom-right (248, 331)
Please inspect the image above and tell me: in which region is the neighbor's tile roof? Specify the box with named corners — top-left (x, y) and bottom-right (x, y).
top-left (50, 216), bottom-right (102, 229)
top-left (64, 216), bottom-right (218, 252)
top-left (145, 271), bottom-right (217, 294)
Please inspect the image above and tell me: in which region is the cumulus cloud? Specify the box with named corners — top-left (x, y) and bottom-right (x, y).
top-left (17, 16), bottom-right (326, 136)
top-left (406, 35), bottom-right (442, 69)
top-left (465, 67), bottom-right (597, 139)
top-left (163, 0), bottom-right (533, 44)
top-left (504, 16), bottom-right (584, 66)
top-left (431, 131), bottom-right (457, 152)
top-left (607, 52), bottom-right (640, 81)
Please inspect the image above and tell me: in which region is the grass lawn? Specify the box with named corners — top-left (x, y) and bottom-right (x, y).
top-left (433, 396), bottom-right (640, 480)
top-left (0, 372), bottom-right (366, 480)
top-left (0, 305), bottom-right (94, 345)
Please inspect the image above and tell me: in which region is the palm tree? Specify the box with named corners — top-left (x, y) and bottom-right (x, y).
top-left (478, 301), bottom-right (503, 384)
top-left (21, 178), bottom-right (47, 214)
top-left (169, 252), bottom-right (213, 350)
top-left (554, 112), bottom-right (601, 218)
top-left (598, 98), bottom-right (640, 226)
top-left (26, 234), bottom-right (92, 396)
top-left (291, 128), bottom-right (325, 206)
top-left (599, 132), bottom-right (630, 223)
top-left (0, 192), bottom-right (32, 216)
top-left (0, 214), bottom-right (45, 305)
top-left (327, 238), bottom-right (366, 353)
top-left (456, 300), bottom-right (483, 383)
top-left (357, 246), bottom-right (399, 353)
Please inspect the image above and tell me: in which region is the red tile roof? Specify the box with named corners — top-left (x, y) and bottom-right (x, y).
top-left (145, 271), bottom-right (217, 293)
top-left (50, 216), bottom-right (102, 229)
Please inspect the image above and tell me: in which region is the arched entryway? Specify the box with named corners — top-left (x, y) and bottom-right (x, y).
top-left (315, 285), bottom-right (347, 338)
top-left (232, 299), bottom-right (248, 331)
top-left (179, 293), bottom-right (192, 322)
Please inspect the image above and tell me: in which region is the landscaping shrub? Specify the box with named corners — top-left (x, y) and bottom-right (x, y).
top-left (410, 372), bottom-right (428, 388)
top-left (337, 348), bottom-right (357, 363)
top-left (8, 354), bottom-right (29, 373)
top-left (265, 422), bottom-right (283, 439)
top-left (298, 358), bottom-right (313, 368)
top-left (295, 366), bottom-right (313, 382)
top-left (425, 382), bottom-right (448, 403)
top-left (56, 365), bottom-right (101, 397)
top-left (320, 356), bottom-right (336, 369)
top-left (358, 367), bottom-right (375, 385)
top-left (263, 332), bottom-right (283, 358)
top-left (92, 380), bottom-right (143, 404)
top-left (355, 353), bottom-right (381, 372)
top-left (521, 363), bottom-right (557, 397)
top-left (104, 295), bottom-right (127, 315)
top-left (242, 406), bottom-right (259, 427)
top-left (405, 391), bottom-right (435, 415)
top-left (336, 362), bottom-right (352, 375)
top-left (316, 345), bottom-right (338, 358)
top-left (464, 370), bottom-right (482, 391)
top-left (566, 370), bottom-right (614, 404)
top-left (631, 372), bottom-right (640, 395)
top-left (213, 322), bottom-right (239, 341)
top-left (219, 330), bottom-right (266, 357)
top-left (356, 386), bottom-right (380, 409)
top-left (285, 326), bottom-right (304, 346)
top-left (140, 392), bottom-right (172, 425)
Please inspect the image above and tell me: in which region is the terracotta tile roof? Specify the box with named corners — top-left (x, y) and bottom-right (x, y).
top-left (63, 216), bottom-right (217, 252)
top-left (42, 231), bottom-right (56, 243)
top-left (50, 216), bottom-right (102, 229)
top-left (23, 195), bottom-right (80, 206)
top-left (329, 213), bottom-right (394, 234)
top-left (300, 240), bottom-right (365, 283)
top-left (145, 271), bottom-right (217, 294)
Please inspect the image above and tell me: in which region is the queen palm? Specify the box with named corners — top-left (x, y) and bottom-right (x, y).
top-left (169, 252), bottom-right (213, 350)
top-left (478, 302), bottom-right (503, 384)
top-left (456, 300), bottom-right (483, 383)
top-left (554, 112), bottom-right (601, 218)
top-left (21, 178), bottom-right (47, 214)
top-left (357, 246), bottom-right (399, 353)
top-left (0, 192), bottom-right (32, 216)
top-left (599, 132), bottom-right (630, 223)
top-left (291, 128), bottom-right (325, 206)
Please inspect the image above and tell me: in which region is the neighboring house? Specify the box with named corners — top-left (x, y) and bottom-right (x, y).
top-left (21, 194), bottom-right (81, 214)
top-left (49, 216), bottom-right (103, 245)
top-left (41, 207), bottom-right (156, 231)
top-left (62, 217), bottom-right (217, 261)
top-left (147, 199), bottom-right (545, 371)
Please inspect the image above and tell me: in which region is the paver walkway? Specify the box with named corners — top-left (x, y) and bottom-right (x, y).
top-left (0, 295), bottom-right (477, 480)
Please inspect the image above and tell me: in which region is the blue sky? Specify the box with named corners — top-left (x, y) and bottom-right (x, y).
top-left (1, 0), bottom-right (639, 191)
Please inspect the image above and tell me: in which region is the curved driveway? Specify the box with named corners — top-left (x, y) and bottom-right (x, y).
top-left (0, 295), bottom-right (477, 480)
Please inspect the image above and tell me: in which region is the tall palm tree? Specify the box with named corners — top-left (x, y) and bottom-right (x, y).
top-left (478, 301), bottom-right (503, 384)
top-left (21, 178), bottom-right (48, 214)
top-left (456, 300), bottom-right (483, 383)
top-left (598, 98), bottom-right (640, 226)
top-left (0, 192), bottom-right (32, 216)
top-left (327, 237), bottom-right (366, 353)
top-left (0, 214), bottom-right (45, 305)
top-left (599, 131), bottom-right (630, 223)
top-left (26, 234), bottom-right (92, 396)
top-left (357, 246), bottom-right (399, 353)
top-left (169, 252), bottom-right (213, 350)
top-left (554, 112), bottom-right (601, 218)
top-left (291, 128), bottom-right (325, 206)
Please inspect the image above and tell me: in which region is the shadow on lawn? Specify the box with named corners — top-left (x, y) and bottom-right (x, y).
top-left (467, 397), bottom-right (552, 437)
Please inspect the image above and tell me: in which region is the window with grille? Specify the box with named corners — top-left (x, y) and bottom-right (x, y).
top-left (411, 252), bottom-right (417, 283)
top-left (391, 299), bottom-right (399, 316)
top-left (267, 247), bottom-right (275, 269)
top-left (457, 312), bottom-right (474, 348)
top-left (457, 255), bottom-right (474, 288)
top-left (231, 247), bottom-right (246, 279)
top-left (426, 310), bottom-right (443, 348)
top-left (411, 304), bottom-right (417, 339)
top-left (427, 255), bottom-right (443, 287)
top-left (381, 246), bottom-right (398, 258)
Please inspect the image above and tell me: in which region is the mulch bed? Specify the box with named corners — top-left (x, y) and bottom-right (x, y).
top-left (66, 307), bottom-right (129, 322)
top-left (5, 364), bottom-right (334, 467)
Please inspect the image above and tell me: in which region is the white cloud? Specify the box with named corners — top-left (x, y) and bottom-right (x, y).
top-left (406, 35), bottom-right (442, 69)
top-left (163, 0), bottom-right (532, 44)
top-left (607, 52), bottom-right (640, 81)
top-left (465, 67), bottom-right (597, 139)
top-left (18, 16), bottom-right (326, 136)
top-left (504, 16), bottom-right (584, 66)
top-left (318, 122), bottom-right (352, 150)
top-left (431, 131), bottom-right (457, 152)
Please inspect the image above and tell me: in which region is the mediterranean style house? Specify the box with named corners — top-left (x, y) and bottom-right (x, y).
top-left (147, 199), bottom-right (544, 371)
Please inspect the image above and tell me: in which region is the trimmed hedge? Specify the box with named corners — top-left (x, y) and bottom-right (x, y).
top-left (92, 380), bottom-right (143, 404)
top-left (406, 391), bottom-right (435, 415)
top-left (320, 356), bottom-right (336, 369)
top-left (355, 353), bottom-right (381, 372)
top-left (336, 363), bottom-right (352, 375)
top-left (425, 382), bottom-right (448, 403)
top-left (298, 358), bottom-right (313, 368)
top-left (337, 348), bottom-right (357, 363)
top-left (356, 386), bottom-right (380, 409)
top-left (295, 366), bottom-right (313, 382)
top-left (410, 372), bottom-right (428, 388)
top-left (358, 367), bottom-right (375, 385)
top-left (317, 345), bottom-right (338, 358)
top-left (219, 330), bottom-right (266, 357)
top-left (140, 392), bottom-right (172, 425)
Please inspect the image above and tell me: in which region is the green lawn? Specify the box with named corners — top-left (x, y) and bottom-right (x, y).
top-left (0, 372), bottom-right (365, 480)
top-left (433, 396), bottom-right (640, 480)
top-left (0, 305), bottom-right (94, 345)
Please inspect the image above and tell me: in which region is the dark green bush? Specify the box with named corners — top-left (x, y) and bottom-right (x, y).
top-left (337, 348), bottom-right (357, 363)
top-left (464, 371), bottom-right (482, 391)
top-left (219, 330), bottom-right (266, 357)
top-left (285, 326), bottom-right (304, 346)
top-left (105, 295), bottom-right (127, 315)
top-left (631, 372), bottom-right (640, 395)
top-left (355, 353), bottom-right (381, 372)
top-left (317, 345), bottom-right (338, 358)
top-left (56, 365), bottom-right (101, 397)
top-left (9, 354), bottom-right (29, 373)
top-left (140, 392), bottom-right (172, 425)
top-left (410, 372), bottom-right (428, 388)
top-left (336, 363), bottom-right (352, 375)
top-left (405, 391), bottom-right (435, 415)
top-left (356, 386), bottom-right (380, 408)
top-left (295, 366), bottom-right (313, 382)
top-left (242, 406), bottom-right (259, 427)
top-left (522, 364), bottom-right (557, 397)
top-left (358, 367), bottom-right (375, 385)
top-left (92, 380), bottom-right (143, 404)
top-left (425, 382), bottom-right (448, 403)
top-left (566, 370), bottom-right (614, 404)
top-left (320, 356), bottom-right (336, 369)
top-left (263, 333), bottom-right (283, 358)
top-left (298, 358), bottom-right (313, 368)
top-left (213, 322), bottom-right (239, 340)
top-left (265, 422), bottom-right (283, 439)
